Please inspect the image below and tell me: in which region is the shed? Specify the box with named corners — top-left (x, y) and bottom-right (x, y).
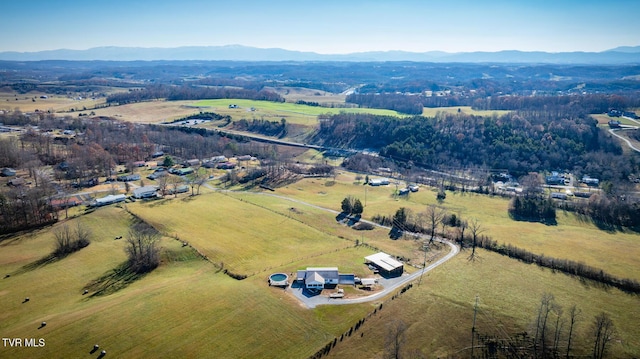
top-left (360, 278), bottom-right (378, 287)
top-left (7, 177), bottom-right (26, 186)
top-left (365, 252), bottom-right (404, 277)
top-left (186, 159), bottom-right (200, 167)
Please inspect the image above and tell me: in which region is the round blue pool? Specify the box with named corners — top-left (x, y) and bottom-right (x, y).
top-left (269, 273), bottom-right (289, 286)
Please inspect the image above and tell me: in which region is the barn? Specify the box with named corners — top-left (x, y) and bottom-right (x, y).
top-left (364, 252), bottom-right (404, 277)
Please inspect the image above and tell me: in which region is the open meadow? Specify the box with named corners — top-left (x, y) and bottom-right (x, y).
top-left (1, 172), bottom-right (639, 357)
top-left (87, 100), bottom-right (204, 124)
top-left (0, 205), bottom-right (376, 359)
top-left (326, 248), bottom-right (640, 358)
top-left (272, 172), bottom-right (640, 282)
top-left (0, 90), bottom-right (113, 113)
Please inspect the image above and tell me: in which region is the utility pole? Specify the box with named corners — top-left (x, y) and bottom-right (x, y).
top-left (471, 295), bottom-right (479, 359)
top-left (364, 185), bottom-right (367, 207)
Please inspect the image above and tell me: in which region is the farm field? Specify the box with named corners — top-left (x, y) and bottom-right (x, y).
top-left (272, 172), bottom-right (640, 282)
top-left (87, 100), bottom-right (204, 124)
top-left (269, 86), bottom-right (348, 106)
top-left (0, 91), bottom-right (105, 113)
top-left (420, 105), bottom-right (509, 117)
top-left (326, 248), bottom-right (640, 358)
top-left (192, 98), bottom-right (407, 126)
top-left (0, 206), bottom-right (375, 359)
top-left (1, 174), bottom-right (640, 357)
top-left (127, 191), bottom-right (375, 276)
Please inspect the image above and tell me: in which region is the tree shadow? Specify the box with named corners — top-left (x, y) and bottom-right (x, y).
top-left (508, 213), bottom-right (557, 226)
top-left (10, 254), bottom-right (63, 276)
top-left (84, 262), bottom-right (148, 298)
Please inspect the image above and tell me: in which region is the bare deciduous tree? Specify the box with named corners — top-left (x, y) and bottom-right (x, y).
top-left (53, 222), bottom-right (91, 256)
top-left (533, 293), bottom-right (555, 358)
top-left (424, 204), bottom-right (445, 244)
top-left (566, 304), bottom-right (581, 359)
top-left (126, 223), bottom-right (160, 273)
top-left (467, 218), bottom-right (483, 261)
top-left (384, 319), bottom-right (407, 359)
top-left (157, 174), bottom-right (169, 196)
top-left (591, 312), bottom-right (615, 359)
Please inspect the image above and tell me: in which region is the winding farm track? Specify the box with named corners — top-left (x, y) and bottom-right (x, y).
top-left (232, 190), bottom-right (460, 308)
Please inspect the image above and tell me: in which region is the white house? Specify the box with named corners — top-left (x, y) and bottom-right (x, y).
top-left (369, 178), bottom-right (390, 186)
top-left (297, 267), bottom-right (340, 290)
top-left (93, 194), bottom-right (126, 207)
top-left (133, 186), bottom-right (158, 199)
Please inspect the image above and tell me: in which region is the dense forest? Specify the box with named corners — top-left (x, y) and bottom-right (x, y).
top-left (314, 110), bottom-right (634, 179)
top-left (105, 84), bottom-right (284, 105)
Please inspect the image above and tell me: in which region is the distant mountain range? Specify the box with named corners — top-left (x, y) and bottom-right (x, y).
top-left (1, 45), bottom-right (640, 63)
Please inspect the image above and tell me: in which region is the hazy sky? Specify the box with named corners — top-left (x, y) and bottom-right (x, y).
top-left (1, 0), bottom-right (638, 53)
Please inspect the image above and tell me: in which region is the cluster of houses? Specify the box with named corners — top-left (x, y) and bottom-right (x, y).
top-left (608, 109), bottom-right (638, 119)
top-left (295, 252), bottom-right (403, 291)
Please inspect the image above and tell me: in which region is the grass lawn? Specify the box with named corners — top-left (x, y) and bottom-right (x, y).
top-left (421, 106), bottom-right (509, 117)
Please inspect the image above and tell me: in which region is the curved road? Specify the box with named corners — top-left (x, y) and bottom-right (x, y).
top-left (234, 190), bottom-right (460, 308)
top-left (609, 128), bottom-right (640, 153)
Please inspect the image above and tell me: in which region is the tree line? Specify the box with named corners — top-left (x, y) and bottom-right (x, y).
top-left (105, 84), bottom-right (284, 105)
top-left (315, 110), bottom-right (630, 180)
top-left (346, 93), bottom-right (425, 114)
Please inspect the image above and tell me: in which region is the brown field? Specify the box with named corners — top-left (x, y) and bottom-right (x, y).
top-left (268, 86), bottom-right (349, 106)
top-left (86, 100), bottom-right (204, 123)
top-left (0, 91), bottom-right (105, 113)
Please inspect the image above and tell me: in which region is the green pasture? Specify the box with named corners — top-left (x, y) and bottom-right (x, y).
top-left (191, 100), bottom-right (509, 127)
top-left (225, 191), bottom-right (441, 267)
top-left (272, 173), bottom-right (640, 282)
top-left (327, 248), bottom-right (640, 358)
top-left (191, 99), bottom-right (407, 126)
top-left (126, 192), bottom-right (355, 275)
top-left (0, 205), bottom-right (376, 359)
top-left (2, 173), bottom-right (640, 358)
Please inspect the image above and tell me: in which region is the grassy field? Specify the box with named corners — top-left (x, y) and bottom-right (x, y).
top-left (88, 100), bottom-right (204, 124)
top-left (1, 175), bottom-right (639, 358)
top-left (326, 248), bottom-right (640, 358)
top-left (0, 206), bottom-right (376, 359)
top-left (271, 172), bottom-right (640, 282)
top-left (592, 113), bottom-right (640, 127)
top-left (127, 191), bottom-right (367, 276)
top-left (0, 91), bottom-right (105, 113)
top-left (192, 98), bottom-right (408, 126)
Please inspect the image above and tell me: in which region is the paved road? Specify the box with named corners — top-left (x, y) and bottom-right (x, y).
top-left (609, 128), bottom-right (640, 153)
top-left (232, 190), bottom-right (460, 308)
top-left (289, 239), bottom-right (458, 308)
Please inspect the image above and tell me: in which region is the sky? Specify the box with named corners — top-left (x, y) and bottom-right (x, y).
top-left (1, 0), bottom-right (638, 54)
